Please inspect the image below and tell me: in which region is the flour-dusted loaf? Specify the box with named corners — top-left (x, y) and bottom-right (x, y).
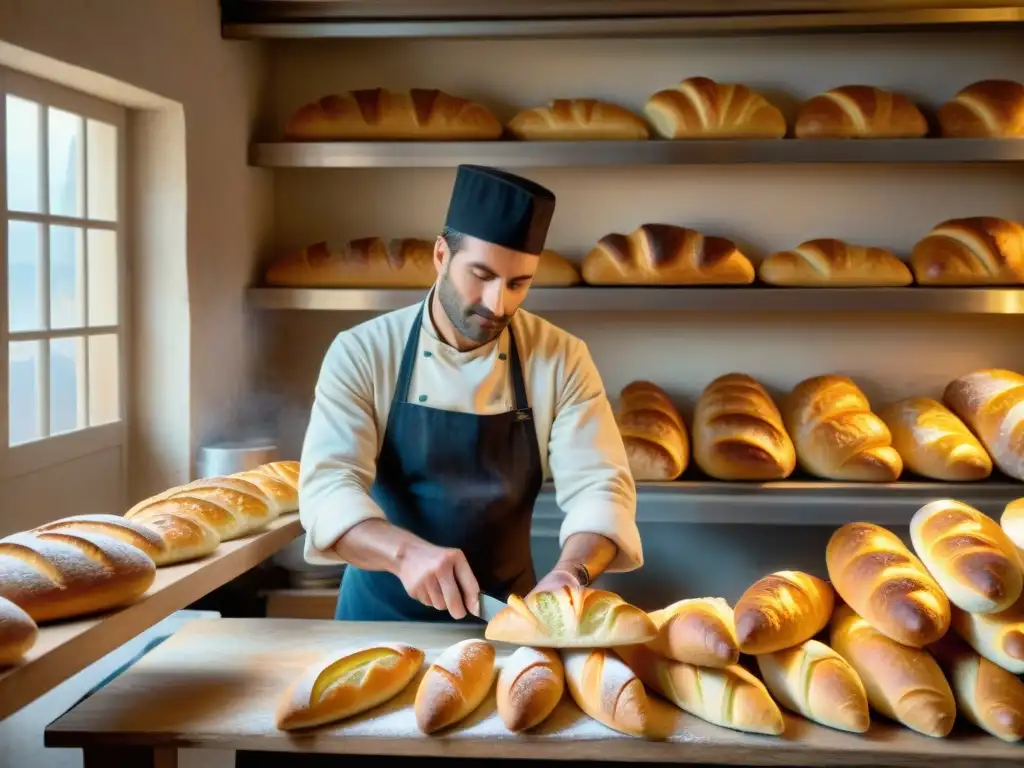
top-left (484, 586), bottom-right (656, 648)
top-left (829, 603), bottom-right (955, 738)
top-left (264, 238), bottom-right (437, 289)
top-left (415, 639), bottom-right (496, 734)
top-left (507, 99), bottom-right (650, 140)
top-left (878, 397), bottom-right (993, 482)
top-left (756, 639), bottom-right (870, 734)
top-left (615, 643), bottom-right (784, 736)
top-left (693, 373), bottom-right (795, 481)
top-left (645, 597), bottom-right (739, 668)
top-left (0, 596), bottom-right (38, 667)
top-left (783, 375), bottom-right (903, 482)
top-left (582, 224), bottom-right (755, 286)
top-left (794, 85), bottom-right (928, 139)
top-left (951, 588), bottom-right (1024, 674)
top-left (276, 643), bottom-right (425, 730)
top-left (644, 76), bottom-right (787, 139)
top-left (0, 529), bottom-right (156, 622)
top-left (496, 646), bottom-right (565, 732)
top-left (562, 648), bottom-right (650, 737)
top-left (826, 522), bottom-right (950, 647)
top-left (284, 88), bottom-right (503, 140)
top-left (937, 79), bottom-right (1024, 138)
top-left (929, 629), bottom-right (1024, 742)
top-left (616, 380), bottom-right (689, 481)
top-left (944, 369), bottom-right (1024, 481)
top-left (909, 499), bottom-right (1023, 615)
top-left (734, 571), bottom-right (835, 655)
top-left (910, 217), bottom-right (1024, 286)
top-left (1002, 498), bottom-right (1024, 551)
top-left (758, 239), bottom-right (913, 287)
top-left (34, 514), bottom-right (169, 563)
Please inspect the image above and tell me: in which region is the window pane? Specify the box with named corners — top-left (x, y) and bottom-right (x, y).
top-left (6, 96), bottom-right (42, 213)
top-left (48, 107), bottom-right (83, 217)
top-left (8, 220), bottom-right (43, 332)
top-left (87, 119), bottom-right (117, 221)
top-left (50, 225), bottom-right (84, 329)
top-left (87, 229), bottom-right (117, 326)
top-left (88, 334), bottom-right (119, 426)
top-left (9, 340), bottom-right (42, 446)
top-left (50, 336), bottom-right (85, 436)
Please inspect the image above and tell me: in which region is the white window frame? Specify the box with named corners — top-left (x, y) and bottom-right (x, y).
top-left (0, 67), bottom-right (128, 484)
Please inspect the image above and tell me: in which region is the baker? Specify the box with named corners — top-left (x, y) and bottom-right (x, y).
top-left (298, 164), bottom-right (642, 622)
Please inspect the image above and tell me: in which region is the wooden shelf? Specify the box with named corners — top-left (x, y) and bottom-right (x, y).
top-left (248, 287), bottom-right (1024, 315)
top-left (0, 514), bottom-right (302, 721)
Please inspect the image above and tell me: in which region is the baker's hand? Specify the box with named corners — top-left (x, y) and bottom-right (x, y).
top-left (527, 565), bottom-right (582, 599)
top-left (396, 540), bottom-right (480, 620)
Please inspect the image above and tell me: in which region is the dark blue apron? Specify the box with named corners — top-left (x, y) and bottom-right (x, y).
top-left (334, 300), bottom-right (544, 622)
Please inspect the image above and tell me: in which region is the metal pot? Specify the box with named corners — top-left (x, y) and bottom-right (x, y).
top-left (196, 440), bottom-right (278, 479)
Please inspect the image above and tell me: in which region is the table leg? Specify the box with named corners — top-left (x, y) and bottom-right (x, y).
top-left (83, 746), bottom-right (178, 768)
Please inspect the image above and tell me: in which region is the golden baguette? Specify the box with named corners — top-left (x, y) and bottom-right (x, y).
top-left (496, 646), bottom-right (564, 732)
top-left (734, 571), bottom-right (835, 655)
top-left (645, 597), bottom-right (739, 668)
top-left (415, 639), bottom-right (496, 734)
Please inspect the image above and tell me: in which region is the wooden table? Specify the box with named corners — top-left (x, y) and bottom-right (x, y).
top-left (0, 514), bottom-right (302, 720)
top-left (45, 617), bottom-right (1024, 767)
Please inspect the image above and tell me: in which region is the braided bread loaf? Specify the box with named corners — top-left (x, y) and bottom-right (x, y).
top-left (938, 79), bottom-right (1024, 138)
top-left (944, 368), bottom-right (1024, 481)
top-left (794, 85), bottom-right (928, 139)
top-left (910, 217), bottom-right (1024, 286)
top-left (758, 238), bottom-right (913, 287)
top-left (582, 224), bottom-right (755, 285)
top-left (507, 99), bottom-right (649, 140)
top-left (782, 375), bottom-right (903, 482)
top-left (826, 522), bottom-right (950, 647)
top-left (644, 77), bottom-right (787, 139)
top-left (693, 373), bottom-right (795, 481)
top-left (616, 380), bottom-right (689, 481)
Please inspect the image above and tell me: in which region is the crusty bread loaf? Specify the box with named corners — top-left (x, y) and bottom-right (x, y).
top-left (127, 476), bottom-right (274, 540)
top-left (645, 597), bottom-right (739, 668)
top-left (583, 224), bottom-right (755, 286)
top-left (484, 586), bottom-right (657, 648)
top-left (562, 648), bottom-right (649, 737)
top-left (35, 514), bottom-right (168, 562)
top-left (909, 499), bottom-right (1023, 614)
top-left (644, 77), bottom-right (787, 139)
top-left (264, 238), bottom-right (437, 289)
top-left (929, 629), bottom-right (1024, 742)
top-left (758, 239), bottom-right (913, 287)
top-left (794, 86), bottom-right (928, 139)
top-left (826, 522), bottom-right (951, 647)
top-left (284, 88), bottom-right (503, 140)
top-left (783, 375), bottom-right (903, 482)
top-left (734, 571), bottom-right (835, 655)
top-left (232, 470), bottom-right (298, 516)
top-left (616, 381), bottom-right (689, 481)
top-left (415, 639), bottom-right (496, 734)
top-left (937, 79), bottom-right (1024, 138)
top-left (496, 646), bottom-right (564, 732)
top-left (950, 588), bottom-right (1024, 674)
top-left (123, 510), bottom-right (220, 565)
top-left (910, 217), bottom-right (1024, 286)
top-left (693, 373), bottom-right (796, 481)
top-left (0, 529), bottom-right (156, 623)
top-left (276, 643), bottom-right (425, 730)
top-left (0, 596), bottom-right (38, 667)
top-left (126, 496), bottom-right (244, 542)
top-left (533, 249), bottom-right (582, 287)
top-left (615, 643), bottom-right (784, 736)
top-left (756, 639), bottom-right (870, 734)
top-left (1002, 498), bottom-right (1024, 551)
top-left (254, 460), bottom-right (300, 488)
top-left (507, 99), bottom-right (649, 140)
top-left (829, 603), bottom-right (955, 738)
top-left (878, 397), bottom-right (993, 482)
top-left (944, 369), bottom-right (1024, 481)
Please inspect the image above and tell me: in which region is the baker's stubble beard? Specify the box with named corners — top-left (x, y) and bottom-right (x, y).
top-left (437, 267), bottom-right (507, 346)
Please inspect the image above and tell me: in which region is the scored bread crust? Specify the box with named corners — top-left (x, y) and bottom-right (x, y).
top-left (644, 597), bottom-right (739, 668)
top-left (0, 596), bottom-right (38, 666)
top-left (414, 639), bottom-right (496, 734)
top-left (496, 646), bottom-right (565, 732)
top-left (733, 570), bottom-right (835, 655)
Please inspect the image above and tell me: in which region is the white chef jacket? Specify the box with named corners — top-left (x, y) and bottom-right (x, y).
top-left (298, 293), bottom-right (642, 572)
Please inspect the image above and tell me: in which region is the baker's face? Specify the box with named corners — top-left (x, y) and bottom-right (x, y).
top-left (435, 234), bottom-right (539, 345)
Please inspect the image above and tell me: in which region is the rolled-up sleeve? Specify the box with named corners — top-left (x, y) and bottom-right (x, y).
top-left (547, 338), bottom-right (642, 572)
top-left (299, 332), bottom-right (386, 565)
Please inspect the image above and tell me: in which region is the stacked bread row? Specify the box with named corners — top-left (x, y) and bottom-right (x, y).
top-left (282, 79), bottom-right (1024, 141)
top-left (617, 368), bottom-right (1024, 485)
top-left (0, 460), bottom-right (300, 668)
top-left (261, 217), bottom-right (1024, 289)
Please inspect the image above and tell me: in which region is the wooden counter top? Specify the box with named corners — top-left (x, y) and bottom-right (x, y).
top-left (0, 514), bottom-right (302, 721)
top-left (46, 617), bottom-right (1023, 766)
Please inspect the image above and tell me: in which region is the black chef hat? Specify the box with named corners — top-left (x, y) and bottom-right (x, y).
top-left (444, 165), bottom-right (556, 256)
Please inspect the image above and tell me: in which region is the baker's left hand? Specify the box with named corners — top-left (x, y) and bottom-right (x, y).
top-left (527, 565), bottom-right (582, 599)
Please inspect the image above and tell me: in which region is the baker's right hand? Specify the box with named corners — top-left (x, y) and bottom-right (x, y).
top-left (396, 540), bottom-right (481, 620)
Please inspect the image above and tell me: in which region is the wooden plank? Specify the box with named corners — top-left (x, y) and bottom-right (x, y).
top-left (47, 618), bottom-right (1024, 765)
top-left (0, 514), bottom-right (302, 721)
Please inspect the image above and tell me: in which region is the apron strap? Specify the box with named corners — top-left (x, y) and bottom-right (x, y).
top-left (507, 326), bottom-right (530, 411)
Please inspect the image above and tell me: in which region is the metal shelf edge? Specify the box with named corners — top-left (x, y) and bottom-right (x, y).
top-left (247, 287), bottom-right (1024, 314)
